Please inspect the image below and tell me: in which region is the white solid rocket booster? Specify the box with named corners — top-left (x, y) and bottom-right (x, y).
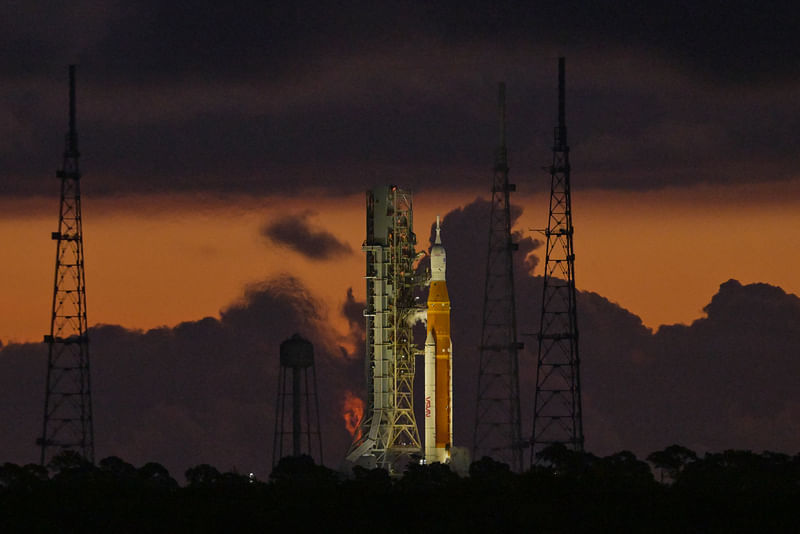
top-left (424, 330), bottom-right (436, 461)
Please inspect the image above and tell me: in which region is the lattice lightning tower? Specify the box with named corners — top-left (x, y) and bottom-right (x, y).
top-left (346, 186), bottom-right (422, 472)
top-left (473, 83), bottom-right (523, 471)
top-left (531, 57), bottom-right (584, 465)
top-left (39, 65), bottom-right (95, 465)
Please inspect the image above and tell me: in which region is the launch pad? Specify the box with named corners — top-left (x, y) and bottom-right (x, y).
top-left (346, 186), bottom-right (454, 472)
top-left (346, 186), bottom-right (423, 471)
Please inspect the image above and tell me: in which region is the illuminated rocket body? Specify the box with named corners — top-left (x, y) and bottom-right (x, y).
top-left (425, 217), bottom-right (453, 464)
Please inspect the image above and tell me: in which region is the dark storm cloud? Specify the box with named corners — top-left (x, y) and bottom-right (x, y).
top-left (427, 199), bottom-right (800, 460)
top-left (2, 1), bottom-right (800, 197)
top-left (4, 198), bottom-right (800, 472)
top-left (4, 1), bottom-right (798, 84)
top-left (641, 280), bottom-right (800, 448)
top-left (427, 1), bottom-right (800, 84)
top-left (262, 213), bottom-right (353, 260)
top-left (422, 198), bottom-right (542, 276)
top-left (0, 275), bottom-right (362, 478)
top-left (0, 1), bottom-right (430, 83)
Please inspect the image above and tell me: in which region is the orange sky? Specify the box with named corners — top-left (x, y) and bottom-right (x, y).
top-left (2, 181), bottom-right (799, 344)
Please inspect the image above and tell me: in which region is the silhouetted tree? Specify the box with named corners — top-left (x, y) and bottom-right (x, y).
top-left (99, 456), bottom-right (137, 480)
top-left (590, 450), bottom-right (655, 489)
top-left (399, 461), bottom-right (460, 491)
top-left (0, 462), bottom-right (48, 491)
top-left (47, 450), bottom-right (93, 476)
top-left (350, 465), bottom-right (392, 493)
top-left (46, 450), bottom-right (97, 487)
top-left (3, 447), bottom-right (800, 531)
top-left (647, 444), bottom-right (698, 483)
top-left (269, 455), bottom-right (339, 490)
top-left (535, 443), bottom-right (591, 476)
top-left (677, 449), bottom-right (799, 493)
top-left (138, 462), bottom-right (178, 490)
top-left (218, 471), bottom-right (253, 488)
top-left (185, 463), bottom-right (222, 487)
top-left (468, 456), bottom-right (514, 488)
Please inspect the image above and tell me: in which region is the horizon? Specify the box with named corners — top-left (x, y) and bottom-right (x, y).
top-left (2, 1), bottom-right (800, 475)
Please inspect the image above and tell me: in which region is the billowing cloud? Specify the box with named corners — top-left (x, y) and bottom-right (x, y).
top-left (633, 279), bottom-right (800, 453)
top-left (424, 199), bottom-right (800, 461)
top-left (262, 213), bottom-right (353, 260)
top-left (0, 275), bottom-right (361, 478)
top-left (4, 199), bottom-right (800, 475)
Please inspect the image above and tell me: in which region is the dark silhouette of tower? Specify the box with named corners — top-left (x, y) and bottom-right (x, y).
top-left (473, 83), bottom-right (523, 472)
top-left (531, 57), bottom-right (584, 465)
top-left (273, 334), bottom-right (323, 466)
top-left (39, 65), bottom-right (94, 465)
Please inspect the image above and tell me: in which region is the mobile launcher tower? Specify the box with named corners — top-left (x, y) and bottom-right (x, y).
top-left (347, 185), bottom-right (450, 472)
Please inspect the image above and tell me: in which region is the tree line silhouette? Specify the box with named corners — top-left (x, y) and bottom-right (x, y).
top-left (2, 445), bottom-right (799, 532)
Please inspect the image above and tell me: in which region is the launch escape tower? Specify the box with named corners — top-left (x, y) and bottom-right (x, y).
top-left (347, 186), bottom-right (422, 471)
top-left (473, 83), bottom-right (524, 472)
top-left (272, 334), bottom-right (323, 467)
top-left (39, 65), bottom-right (95, 465)
top-left (531, 58), bottom-right (584, 465)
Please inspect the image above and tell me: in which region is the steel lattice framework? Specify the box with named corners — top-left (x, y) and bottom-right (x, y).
top-left (39, 65), bottom-right (94, 465)
top-left (531, 58), bottom-right (584, 465)
top-left (347, 186), bottom-right (422, 472)
top-left (473, 83), bottom-right (523, 472)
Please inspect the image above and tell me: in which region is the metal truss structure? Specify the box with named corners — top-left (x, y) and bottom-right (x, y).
top-left (39, 65), bottom-right (95, 465)
top-left (347, 186), bottom-right (422, 472)
top-left (531, 58), bottom-right (584, 465)
top-left (473, 83), bottom-right (524, 472)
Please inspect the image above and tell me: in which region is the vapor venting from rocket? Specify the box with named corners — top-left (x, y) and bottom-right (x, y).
top-left (406, 309), bottom-right (428, 327)
top-left (343, 391), bottom-right (364, 439)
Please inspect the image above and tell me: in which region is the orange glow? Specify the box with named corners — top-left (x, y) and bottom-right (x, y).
top-left (342, 390), bottom-right (364, 438)
top-left (516, 180), bottom-right (800, 329)
top-left (0, 191), bottom-right (477, 344)
top-left (3, 182), bottom-right (800, 344)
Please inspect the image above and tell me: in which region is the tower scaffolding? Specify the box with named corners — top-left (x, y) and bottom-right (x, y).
top-left (347, 186), bottom-right (422, 472)
top-left (531, 57), bottom-right (584, 465)
top-left (39, 65), bottom-right (94, 465)
top-left (473, 83), bottom-right (524, 472)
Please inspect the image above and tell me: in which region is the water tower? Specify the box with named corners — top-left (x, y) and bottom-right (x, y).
top-left (272, 334), bottom-right (323, 466)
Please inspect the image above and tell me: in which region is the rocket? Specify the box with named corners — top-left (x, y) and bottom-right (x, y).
top-left (425, 216), bottom-right (453, 464)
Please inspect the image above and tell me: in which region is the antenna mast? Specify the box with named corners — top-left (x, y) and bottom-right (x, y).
top-left (531, 57), bottom-right (584, 465)
top-left (473, 83), bottom-right (523, 471)
top-left (39, 65), bottom-right (95, 465)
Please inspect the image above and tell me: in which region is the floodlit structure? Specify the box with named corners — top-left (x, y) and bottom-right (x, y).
top-left (347, 186), bottom-right (422, 472)
top-left (473, 83), bottom-right (524, 471)
top-left (424, 217), bottom-right (453, 464)
top-left (272, 334), bottom-right (323, 467)
top-left (39, 65), bottom-right (94, 465)
top-left (531, 57), bottom-right (584, 465)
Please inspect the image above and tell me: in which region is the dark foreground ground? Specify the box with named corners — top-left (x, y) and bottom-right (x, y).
top-left (3, 446), bottom-right (800, 533)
